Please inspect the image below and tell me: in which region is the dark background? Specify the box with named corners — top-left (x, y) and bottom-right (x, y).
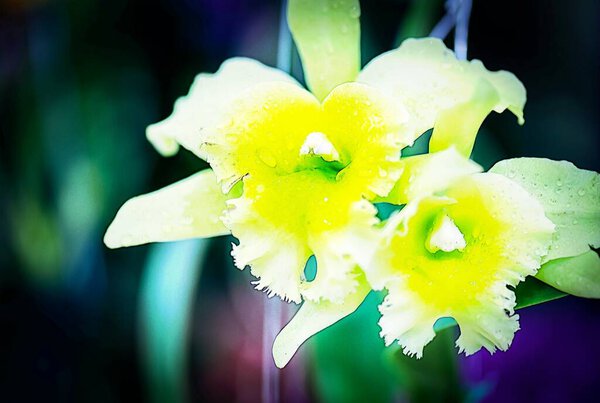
top-left (1, 0), bottom-right (598, 402)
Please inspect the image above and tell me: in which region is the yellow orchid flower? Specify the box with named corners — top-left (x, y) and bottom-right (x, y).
top-left (104, 0), bottom-right (529, 366)
top-left (366, 149), bottom-right (556, 358)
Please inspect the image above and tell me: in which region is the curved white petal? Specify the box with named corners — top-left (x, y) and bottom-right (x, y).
top-left (383, 147), bottom-right (482, 205)
top-left (288, 0), bottom-right (361, 100)
top-left (491, 158), bottom-right (600, 262)
top-left (104, 169), bottom-right (235, 248)
top-left (146, 58), bottom-right (299, 159)
top-left (358, 38), bottom-right (525, 153)
top-left (272, 277), bottom-right (370, 368)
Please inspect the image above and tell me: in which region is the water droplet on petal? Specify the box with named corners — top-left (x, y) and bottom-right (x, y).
top-left (578, 189), bottom-right (586, 196)
top-left (257, 149), bottom-right (277, 168)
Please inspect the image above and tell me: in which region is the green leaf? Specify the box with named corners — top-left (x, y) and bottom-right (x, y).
top-left (288, 0), bottom-right (361, 100)
top-left (490, 158), bottom-right (600, 262)
top-left (514, 276), bottom-right (566, 310)
top-left (394, 0), bottom-right (442, 45)
top-left (311, 292), bottom-right (398, 403)
top-left (384, 327), bottom-right (466, 403)
top-left (536, 250), bottom-right (600, 298)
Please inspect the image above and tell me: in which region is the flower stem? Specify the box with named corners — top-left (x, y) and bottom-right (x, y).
top-left (429, 0), bottom-right (473, 60)
top-left (454, 0), bottom-right (472, 60)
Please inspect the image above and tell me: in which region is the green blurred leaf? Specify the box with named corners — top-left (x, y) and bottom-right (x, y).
top-left (395, 0), bottom-right (442, 45)
top-left (311, 292), bottom-right (397, 403)
top-left (288, 0), bottom-right (361, 100)
top-left (9, 196), bottom-right (64, 286)
top-left (514, 276), bottom-right (566, 310)
top-left (384, 327), bottom-right (466, 403)
top-left (139, 239), bottom-right (208, 403)
top-left (536, 250), bottom-right (600, 298)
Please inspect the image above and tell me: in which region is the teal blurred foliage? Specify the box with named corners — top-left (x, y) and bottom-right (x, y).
top-left (1, 0), bottom-right (598, 402)
top-left (139, 239), bottom-right (207, 403)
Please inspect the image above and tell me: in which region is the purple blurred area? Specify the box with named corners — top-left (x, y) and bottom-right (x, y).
top-left (462, 297), bottom-right (600, 402)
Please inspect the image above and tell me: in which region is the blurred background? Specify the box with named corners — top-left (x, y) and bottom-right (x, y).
top-left (1, 0), bottom-right (599, 402)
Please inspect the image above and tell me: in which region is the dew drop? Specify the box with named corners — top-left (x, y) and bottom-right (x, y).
top-left (256, 184), bottom-right (265, 193)
top-left (257, 149), bottom-right (277, 168)
top-left (578, 189), bottom-right (586, 196)
top-left (507, 169), bottom-right (516, 178)
top-left (556, 179), bottom-right (563, 187)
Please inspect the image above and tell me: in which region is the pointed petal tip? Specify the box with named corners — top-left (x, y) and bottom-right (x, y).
top-left (272, 337), bottom-right (293, 369)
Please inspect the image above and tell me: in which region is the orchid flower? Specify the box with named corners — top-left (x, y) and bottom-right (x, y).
top-left (366, 150), bottom-right (599, 358)
top-left (365, 149), bottom-right (555, 357)
top-left (105, 1), bottom-right (522, 301)
top-left (102, 0), bottom-right (600, 368)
